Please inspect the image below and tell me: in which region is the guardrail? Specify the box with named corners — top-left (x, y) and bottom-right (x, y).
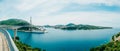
top-left (0, 28), bottom-right (19, 51)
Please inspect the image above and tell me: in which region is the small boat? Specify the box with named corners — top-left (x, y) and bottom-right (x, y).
top-left (18, 28), bottom-right (47, 34)
top-left (24, 30), bottom-right (45, 34)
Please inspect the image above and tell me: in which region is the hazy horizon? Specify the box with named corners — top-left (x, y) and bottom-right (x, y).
top-left (0, 0), bottom-right (120, 27)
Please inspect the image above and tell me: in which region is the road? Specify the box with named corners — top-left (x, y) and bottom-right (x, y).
top-left (0, 32), bottom-right (9, 51)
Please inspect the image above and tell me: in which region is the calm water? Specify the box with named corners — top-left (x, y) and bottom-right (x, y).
top-left (7, 28), bottom-right (120, 51)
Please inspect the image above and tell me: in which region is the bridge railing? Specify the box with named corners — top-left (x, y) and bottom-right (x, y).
top-left (0, 28), bottom-right (19, 51)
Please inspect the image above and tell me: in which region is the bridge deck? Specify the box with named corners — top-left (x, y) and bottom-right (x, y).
top-left (0, 32), bottom-right (9, 51)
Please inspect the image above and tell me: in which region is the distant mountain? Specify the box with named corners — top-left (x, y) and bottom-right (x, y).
top-left (63, 23), bottom-right (112, 30)
top-left (44, 23), bottom-right (112, 30)
top-left (66, 23), bottom-right (76, 27)
top-left (0, 19), bottom-right (30, 26)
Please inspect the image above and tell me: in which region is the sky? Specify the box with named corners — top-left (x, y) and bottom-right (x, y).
top-left (0, 0), bottom-right (120, 27)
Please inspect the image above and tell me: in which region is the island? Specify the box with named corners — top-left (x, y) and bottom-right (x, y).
top-left (44, 23), bottom-right (112, 30)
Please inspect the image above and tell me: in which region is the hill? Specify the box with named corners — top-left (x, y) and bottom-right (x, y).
top-left (47, 23), bottom-right (112, 30)
top-left (0, 19), bottom-right (34, 30)
top-left (0, 19), bottom-right (30, 26)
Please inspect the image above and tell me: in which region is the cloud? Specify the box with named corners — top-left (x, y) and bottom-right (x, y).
top-left (61, 3), bottom-right (120, 12)
top-left (32, 11), bottom-right (120, 27)
top-left (15, 0), bottom-right (47, 11)
top-left (16, 0), bottom-right (120, 11)
top-left (14, 0), bottom-right (120, 16)
top-left (71, 0), bottom-right (116, 6)
top-left (1, 0), bottom-right (120, 27)
top-left (14, 0), bottom-right (69, 17)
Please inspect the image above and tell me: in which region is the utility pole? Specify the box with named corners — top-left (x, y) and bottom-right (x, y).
top-left (29, 17), bottom-right (32, 31)
top-left (14, 28), bottom-right (17, 40)
top-left (30, 17), bottom-right (32, 25)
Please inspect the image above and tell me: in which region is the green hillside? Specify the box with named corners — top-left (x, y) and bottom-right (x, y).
top-left (0, 19), bottom-right (30, 26)
top-left (52, 23), bottom-right (112, 30)
top-left (90, 32), bottom-right (120, 51)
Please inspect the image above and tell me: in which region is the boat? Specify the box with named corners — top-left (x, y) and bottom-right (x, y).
top-left (24, 30), bottom-right (45, 34)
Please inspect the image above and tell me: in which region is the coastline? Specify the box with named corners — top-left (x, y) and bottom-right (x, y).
top-left (14, 37), bottom-right (45, 51)
top-left (90, 32), bottom-right (120, 51)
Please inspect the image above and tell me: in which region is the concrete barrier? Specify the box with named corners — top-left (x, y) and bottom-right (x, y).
top-left (0, 28), bottom-right (19, 51)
